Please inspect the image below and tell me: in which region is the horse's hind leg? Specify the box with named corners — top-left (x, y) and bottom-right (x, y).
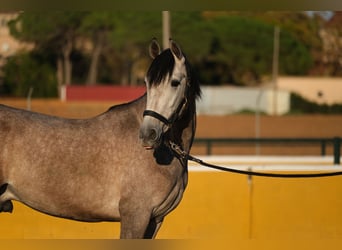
top-left (0, 183), bottom-right (13, 213)
top-left (0, 200), bottom-right (13, 213)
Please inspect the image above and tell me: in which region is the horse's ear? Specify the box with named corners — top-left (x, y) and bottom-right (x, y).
top-left (170, 39), bottom-right (183, 60)
top-left (149, 38), bottom-right (161, 59)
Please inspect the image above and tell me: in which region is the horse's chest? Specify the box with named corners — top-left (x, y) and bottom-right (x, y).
top-left (152, 172), bottom-right (187, 220)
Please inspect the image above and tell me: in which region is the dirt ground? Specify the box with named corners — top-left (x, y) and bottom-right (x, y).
top-left (1, 98), bottom-right (341, 156)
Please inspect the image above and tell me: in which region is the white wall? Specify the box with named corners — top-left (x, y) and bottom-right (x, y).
top-left (196, 86), bottom-right (290, 115)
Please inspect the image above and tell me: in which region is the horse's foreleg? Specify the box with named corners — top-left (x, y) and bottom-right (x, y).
top-left (119, 212), bottom-right (152, 239)
top-left (119, 197), bottom-right (152, 239)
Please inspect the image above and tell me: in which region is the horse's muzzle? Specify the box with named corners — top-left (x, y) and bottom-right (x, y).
top-left (139, 122), bottom-right (162, 150)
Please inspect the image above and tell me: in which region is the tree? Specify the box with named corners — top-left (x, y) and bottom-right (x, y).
top-left (318, 11), bottom-right (342, 76)
top-left (2, 52), bottom-right (58, 97)
top-left (172, 13), bottom-right (313, 85)
top-left (79, 12), bottom-right (116, 85)
top-left (3, 11), bottom-right (321, 93)
top-left (109, 12), bottom-right (162, 85)
top-left (171, 12), bottom-right (212, 60)
top-left (236, 11), bottom-right (322, 75)
top-left (9, 11), bottom-right (87, 95)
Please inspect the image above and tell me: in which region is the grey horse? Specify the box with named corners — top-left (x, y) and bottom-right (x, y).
top-left (0, 39), bottom-right (201, 238)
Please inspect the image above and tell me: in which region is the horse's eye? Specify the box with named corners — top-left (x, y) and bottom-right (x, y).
top-left (171, 80), bottom-right (181, 87)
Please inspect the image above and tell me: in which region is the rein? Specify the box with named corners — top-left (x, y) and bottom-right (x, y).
top-left (169, 142), bottom-right (342, 178)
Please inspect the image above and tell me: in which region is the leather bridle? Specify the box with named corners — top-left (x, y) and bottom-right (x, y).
top-left (143, 80), bottom-right (189, 129)
top-left (143, 94), bottom-right (188, 129)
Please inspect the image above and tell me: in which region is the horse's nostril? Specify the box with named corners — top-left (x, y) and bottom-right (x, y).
top-left (139, 125), bottom-right (161, 146)
top-left (148, 128), bottom-right (159, 141)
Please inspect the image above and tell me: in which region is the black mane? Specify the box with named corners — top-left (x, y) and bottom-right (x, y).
top-left (146, 49), bottom-right (201, 100)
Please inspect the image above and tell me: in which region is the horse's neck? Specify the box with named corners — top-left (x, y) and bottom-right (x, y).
top-left (130, 94), bottom-right (147, 124)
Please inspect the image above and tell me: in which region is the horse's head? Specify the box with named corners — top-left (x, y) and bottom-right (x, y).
top-left (139, 39), bottom-right (190, 149)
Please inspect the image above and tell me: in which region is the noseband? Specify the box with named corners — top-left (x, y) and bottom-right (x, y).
top-left (143, 110), bottom-right (171, 126)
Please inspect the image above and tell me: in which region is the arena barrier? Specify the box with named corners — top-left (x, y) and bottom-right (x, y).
top-left (1, 156), bottom-right (342, 240)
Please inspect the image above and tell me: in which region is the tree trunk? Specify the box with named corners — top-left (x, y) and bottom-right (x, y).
top-left (62, 38), bottom-right (73, 85)
top-left (86, 31), bottom-right (105, 85)
top-left (120, 60), bottom-right (128, 86)
top-left (86, 45), bottom-right (101, 85)
top-left (56, 57), bottom-right (63, 98)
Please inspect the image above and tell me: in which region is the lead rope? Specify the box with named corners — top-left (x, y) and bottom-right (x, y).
top-left (169, 141), bottom-right (342, 178)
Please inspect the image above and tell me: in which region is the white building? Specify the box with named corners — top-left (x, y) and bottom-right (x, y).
top-left (196, 76), bottom-right (342, 115)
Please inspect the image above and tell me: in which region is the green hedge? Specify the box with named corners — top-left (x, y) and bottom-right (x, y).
top-left (1, 52), bottom-right (58, 98)
top-left (290, 93), bottom-right (342, 114)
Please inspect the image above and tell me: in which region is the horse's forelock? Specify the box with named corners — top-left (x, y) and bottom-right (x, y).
top-left (147, 49), bottom-right (175, 86)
